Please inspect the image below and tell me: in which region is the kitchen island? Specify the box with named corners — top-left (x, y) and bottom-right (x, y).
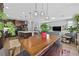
top-left (19, 34), bottom-right (60, 56)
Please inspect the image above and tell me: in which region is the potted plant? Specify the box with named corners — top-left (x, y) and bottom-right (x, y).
top-left (73, 14), bottom-right (79, 45)
top-left (0, 10), bottom-right (8, 49)
top-left (67, 26), bottom-right (76, 33)
top-left (74, 14), bottom-right (79, 31)
top-left (6, 21), bottom-right (16, 37)
top-left (40, 23), bottom-right (50, 41)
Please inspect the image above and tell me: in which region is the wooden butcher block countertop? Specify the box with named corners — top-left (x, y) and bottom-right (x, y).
top-left (19, 34), bottom-right (59, 56)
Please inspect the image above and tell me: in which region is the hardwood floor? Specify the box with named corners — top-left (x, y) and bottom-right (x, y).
top-left (3, 38), bottom-right (79, 56)
top-left (61, 42), bottom-right (79, 56)
top-left (42, 42), bottom-right (79, 56)
top-left (43, 42), bottom-right (62, 56)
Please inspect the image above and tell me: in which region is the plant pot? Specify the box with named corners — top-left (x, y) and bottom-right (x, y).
top-left (41, 32), bottom-right (47, 41)
top-left (0, 38), bottom-right (3, 49)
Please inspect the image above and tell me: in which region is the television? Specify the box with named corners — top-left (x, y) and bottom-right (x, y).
top-left (52, 26), bottom-right (61, 31)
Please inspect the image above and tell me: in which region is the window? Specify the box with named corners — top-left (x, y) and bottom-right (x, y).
top-left (68, 20), bottom-right (73, 28)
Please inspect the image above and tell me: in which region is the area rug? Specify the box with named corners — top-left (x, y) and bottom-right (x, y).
top-left (60, 43), bottom-right (78, 56)
top-left (61, 49), bottom-right (70, 56)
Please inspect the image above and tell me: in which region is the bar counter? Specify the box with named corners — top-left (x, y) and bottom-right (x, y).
top-left (19, 34), bottom-right (59, 56)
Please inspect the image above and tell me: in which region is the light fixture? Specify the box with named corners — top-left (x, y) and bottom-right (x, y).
top-left (40, 11), bottom-right (44, 16)
top-left (45, 3), bottom-right (49, 20)
top-left (34, 11), bottom-right (38, 16)
top-left (40, 3), bottom-right (45, 16)
top-left (34, 3), bottom-right (38, 16)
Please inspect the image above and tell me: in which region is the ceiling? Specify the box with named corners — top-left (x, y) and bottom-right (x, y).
top-left (3, 3), bottom-right (79, 21)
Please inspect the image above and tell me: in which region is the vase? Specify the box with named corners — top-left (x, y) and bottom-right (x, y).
top-left (41, 32), bottom-right (47, 41)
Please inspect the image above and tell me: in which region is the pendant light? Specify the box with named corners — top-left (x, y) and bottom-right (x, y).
top-left (29, 8), bottom-right (32, 20)
top-left (46, 3), bottom-right (49, 20)
top-left (40, 3), bottom-right (45, 16)
top-left (34, 3), bottom-right (38, 16)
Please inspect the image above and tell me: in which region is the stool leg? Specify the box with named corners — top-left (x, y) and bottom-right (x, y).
top-left (9, 47), bottom-right (16, 56)
top-left (12, 47), bottom-right (16, 56)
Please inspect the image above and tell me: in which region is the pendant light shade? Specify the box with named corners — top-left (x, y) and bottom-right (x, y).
top-left (40, 11), bottom-right (45, 17)
top-left (46, 3), bottom-right (49, 20)
top-left (34, 3), bottom-right (38, 17)
top-left (40, 3), bottom-right (45, 16)
top-left (34, 11), bottom-right (38, 16)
